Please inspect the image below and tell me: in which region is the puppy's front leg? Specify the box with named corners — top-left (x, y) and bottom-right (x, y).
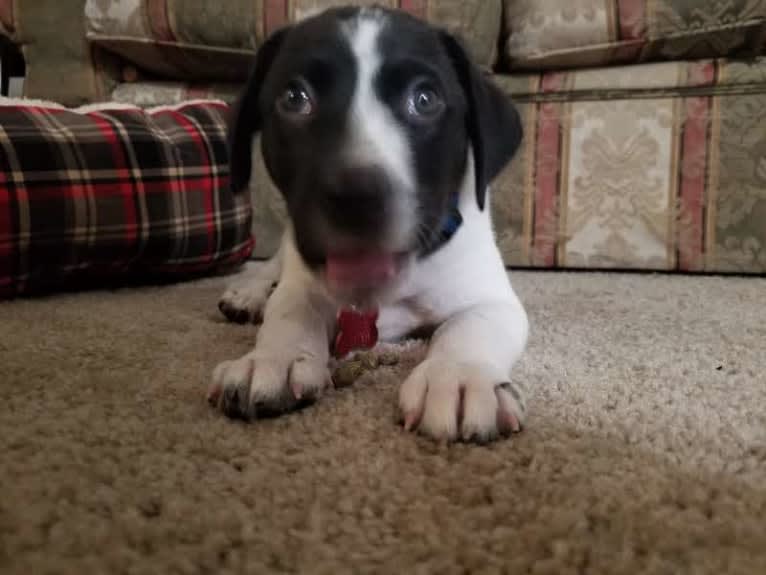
top-left (399, 299), bottom-right (529, 442)
top-left (218, 243), bottom-right (284, 324)
top-left (209, 267), bottom-right (337, 420)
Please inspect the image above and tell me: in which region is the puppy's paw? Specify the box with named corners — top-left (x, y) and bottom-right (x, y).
top-left (208, 352), bottom-right (332, 420)
top-left (398, 358), bottom-right (527, 443)
top-left (218, 280), bottom-right (276, 324)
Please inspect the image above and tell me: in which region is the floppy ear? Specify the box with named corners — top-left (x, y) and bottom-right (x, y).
top-left (228, 27), bottom-right (290, 194)
top-left (440, 32), bottom-right (523, 210)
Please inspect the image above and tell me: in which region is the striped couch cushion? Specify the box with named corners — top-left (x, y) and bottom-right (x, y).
top-left (84, 0), bottom-right (503, 81)
top-left (503, 0), bottom-right (766, 71)
top-left (0, 98), bottom-right (253, 297)
top-left (489, 57), bottom-right (766, 273)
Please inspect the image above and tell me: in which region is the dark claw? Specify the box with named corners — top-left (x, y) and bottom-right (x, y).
top-left (251, 394), bottom-right (316, 419)
top-left (219, 390), bottom-right (316, 422)
top-left (222, 386), bottom-right (249, 420)
top-left (496, 381), bottom-right (523, 403)
top-left (462, 431), bottom-right (495, 445)
top-left (234, 309), bottom-right (251, 324)
top-left (219, 301), bottom-right (253, 324)
top-left (251, 400), bottom-right (285, 419)
top-left (457, 385), bottom-right (466, 428)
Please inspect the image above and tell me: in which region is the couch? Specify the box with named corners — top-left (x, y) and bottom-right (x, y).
top-left (2, 0), bottom-right (765, 273)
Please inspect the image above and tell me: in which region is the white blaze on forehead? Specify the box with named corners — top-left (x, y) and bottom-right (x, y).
top-left (342, 12), bottom-right (416, 248)
top-left (342, 13), bottom-right (414, 191)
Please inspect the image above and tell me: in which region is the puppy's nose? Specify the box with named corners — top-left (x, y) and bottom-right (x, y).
top-left (321, 166), bottom-right (390, 234)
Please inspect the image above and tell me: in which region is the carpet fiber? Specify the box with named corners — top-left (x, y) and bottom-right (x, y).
top-left (1, 268), bottom-right (765, 574)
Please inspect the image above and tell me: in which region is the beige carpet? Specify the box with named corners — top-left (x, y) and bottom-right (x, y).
top-left (1, 268), bottom-right (765, 574)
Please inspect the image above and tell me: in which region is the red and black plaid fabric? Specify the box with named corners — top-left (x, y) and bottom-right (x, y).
top-left (0, 99), bottom-right (253, 297)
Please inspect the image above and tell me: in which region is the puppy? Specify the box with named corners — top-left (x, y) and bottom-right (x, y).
top-left (209, 6), bottom-right (529, 442)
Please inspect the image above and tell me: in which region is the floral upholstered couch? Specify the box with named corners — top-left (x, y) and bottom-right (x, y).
top-left (3, 0), bottom-right (766, 273)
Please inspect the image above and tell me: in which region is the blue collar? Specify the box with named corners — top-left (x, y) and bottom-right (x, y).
top-left (421, 193), bottom-right (463, 256)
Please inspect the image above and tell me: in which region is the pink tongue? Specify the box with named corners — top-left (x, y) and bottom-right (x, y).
top-left (326, 252), bottom-right (397, 290)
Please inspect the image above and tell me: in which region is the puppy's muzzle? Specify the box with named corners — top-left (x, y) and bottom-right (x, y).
top-left (319, 165), bottom-right (392, 239)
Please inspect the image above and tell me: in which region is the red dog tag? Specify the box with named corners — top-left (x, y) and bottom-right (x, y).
top-left (334, 307), bottom-right (379, 358)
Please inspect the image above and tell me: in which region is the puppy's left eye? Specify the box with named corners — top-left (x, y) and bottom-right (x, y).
top-left (405, 80), bottom-right (445, 121)
top-left (276, 79), bottom-right (315, 118)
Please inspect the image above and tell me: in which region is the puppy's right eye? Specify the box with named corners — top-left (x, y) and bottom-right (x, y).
top-left (403, 78), bottom-right (445, 123)
top-left (276, 79), bottom-right (315, 118)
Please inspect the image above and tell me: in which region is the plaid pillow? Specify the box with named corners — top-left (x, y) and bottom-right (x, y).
top-left (0, 98), bottom-right (254, 298)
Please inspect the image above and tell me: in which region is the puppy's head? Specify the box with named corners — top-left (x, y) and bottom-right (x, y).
top-left (229, 7), bottom-right (522, 301)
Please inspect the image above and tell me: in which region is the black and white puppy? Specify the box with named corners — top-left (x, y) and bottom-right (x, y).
top-left (209, 6), bottom-right (529, 442)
